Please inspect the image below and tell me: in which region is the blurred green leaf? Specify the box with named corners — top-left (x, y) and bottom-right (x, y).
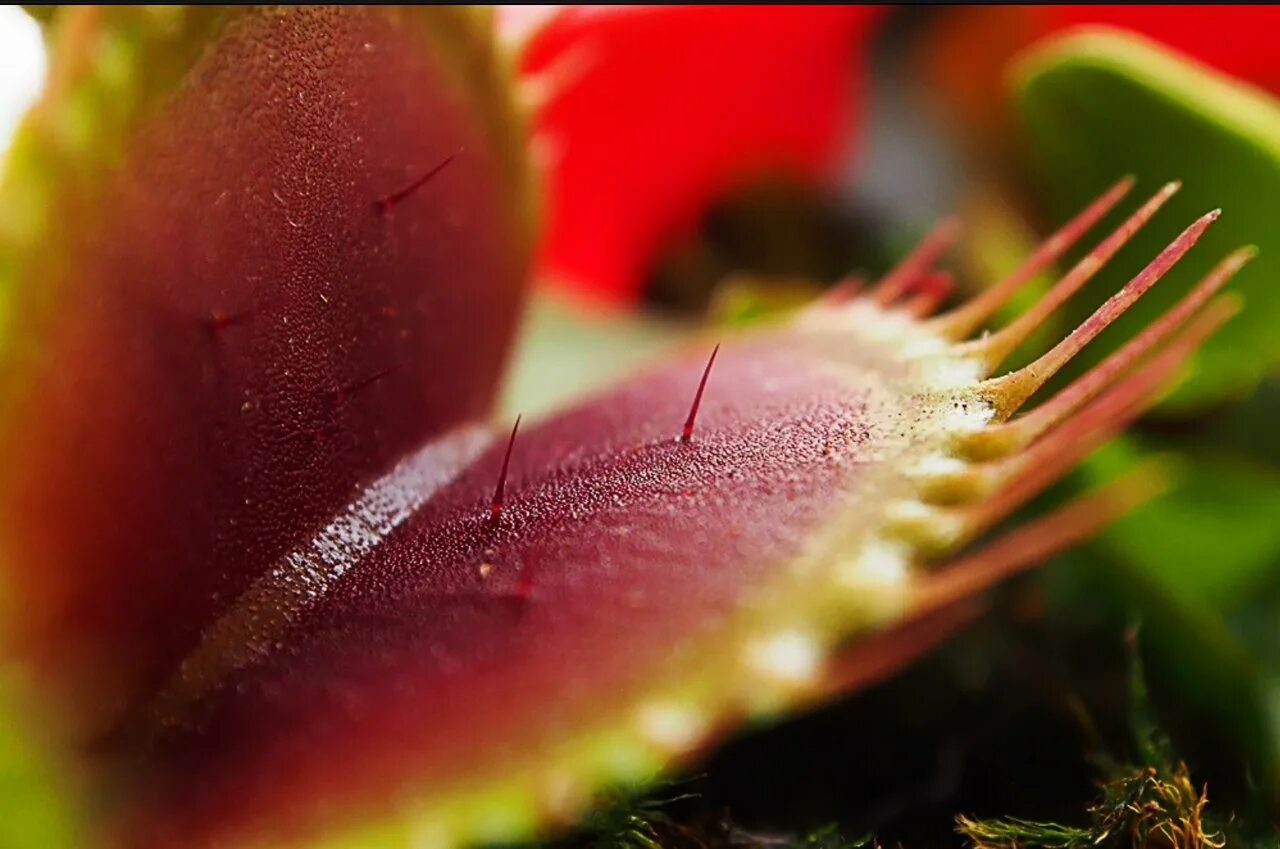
top-left (500, 292), bottom-right (693, 420)
top-left (1195, 377), bottom-right (1280, 469)
top-left (1095, 441), bottom-right (1280, 609)
top-left (956, 186), bottom-right (1063, 371)
top-left (1074, 438), bottom-right (1280, 800)
top-left (707, 276), bottom-right (823, 327)
top-left (0, 667), bottom-right (80, 849)
top-left (1013, 27), bottom-right (1280, 413)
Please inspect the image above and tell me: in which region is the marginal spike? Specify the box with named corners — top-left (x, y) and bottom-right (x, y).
top-left (983, 247), bottom-right (1255, 454)
top-left (513, 564), bottom-right (535, 601)
top-left (911, 461), bottom-right (1170, 617)
top-left (206, 309), bottom-right (252, 331)
top-left (521, 77), bottom-right (561, 117)
top-left (680, 343), bottom-right (720, 444)
top-left (911, 461), bottom-right (994, 507)
top-left (821, 274), bottom-right (867, 307)
top-left (905, 270), bottom-right (954, 318)
top-left (374, 151), bottom-right (459, 215)
top-left (957, 182), bottom-right (1183, 374)
top-left (491, 415), bottom-right (522, 520)
top-left (872, 217), bottom-right (962, 306)
top-left (929, 176), bottom-right (1136, 340)
top-left (963, 296), bottom-right (1238, 536)
top-left (520, 43), bottom-right (596, 114)
top-left (329, 365), bottom-right (403, 406)
top-left (978, 207), bottom-right (1219, 420)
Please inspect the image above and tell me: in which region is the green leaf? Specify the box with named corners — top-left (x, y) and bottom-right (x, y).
top-left (499, 292), bottom-right (692, 419)
top-left (1095, 442), bottom-right (1280, 610)
top-left (0, 666), bottom-right (81, 849)
top-left (955, 186), bottom-right (1063, 371)
top-left (1013, 27), bottom-right (1280, 413)
top-left (1074, 438), bottom-right (1280, 799)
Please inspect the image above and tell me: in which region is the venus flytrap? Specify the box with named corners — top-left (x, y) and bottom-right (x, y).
top-left (0, 7), bottom-right (1254, 849)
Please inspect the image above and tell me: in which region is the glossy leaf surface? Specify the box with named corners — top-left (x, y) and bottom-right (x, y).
top-left (0, 6), bottom-right (533, 738)
top-left (105, 183), bottom-right (1244, 848)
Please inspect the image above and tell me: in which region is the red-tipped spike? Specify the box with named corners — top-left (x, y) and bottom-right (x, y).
top-left (913, 461), bottom-right (1169, 617)
top-left (333, 365), bottom-right (402, 403)
top-left (206, 309), bottom-right (252, 331)
top-left (491, 415), bottom-right (522, 520)
top-left (872, 217), bottom-right (961, 306)
top-left (374, 151), bottom-right (459, 215)
top-left (680, 343), bottom-right (720, 444)
top-left (521, 43), bottom-right (596, 114)
top-left (821, 274), bottom-right (867, 306)
top-left (905, 270), bottom-right (954, 318)
top-left (989, 247), bottom-right (1255, 450)
top-left (980, 207), bottom-right (1219, 419)
top-left (958, 182), bottom-right (1183, 373)
top-left (513, 564), bottom-right (535, 601)
top-left (966, 296), bottom-right (1238, 534)
top-left (929, 176), bottom-right (1135, 339)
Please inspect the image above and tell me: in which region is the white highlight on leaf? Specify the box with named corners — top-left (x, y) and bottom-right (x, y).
top-left (0, 6), bottom-right (45, 159)
top-left (637, 701), bottom-right (704, 752)
top-left (908, 452), bottom-right (969, 480)
top-left (918, 354), bottom-right (989, 390)
top-left (840, 538), bottom-right (910, 591)
top-left (746, 629), bottom-right (821, 686)
top-left (153, 425), bottom-right (492, 723)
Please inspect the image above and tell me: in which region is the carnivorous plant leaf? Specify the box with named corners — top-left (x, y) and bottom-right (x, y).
top-left (0, 10), bottom-right (1255, 849)
top-left (111, 181), bottom-right (1246, 849)
top-left (0, 5), bottom-right (534, 741)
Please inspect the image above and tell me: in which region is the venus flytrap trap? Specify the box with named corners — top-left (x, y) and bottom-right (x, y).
top-left (0, 5), bottom-right (534, 744)
top-left (0, 7), bottom-right (1257, 849)
top-left (103, 184), bottom-right (1244, 849)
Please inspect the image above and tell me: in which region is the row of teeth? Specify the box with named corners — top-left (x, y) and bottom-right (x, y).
top-left (400, 510), bottom-right (933, 847)
top-left (558, 299), bottom-right (992, 831)
top-left (327, 178), bottom-right (1243, 848)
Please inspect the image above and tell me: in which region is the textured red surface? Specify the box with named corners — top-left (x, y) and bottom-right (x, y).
top-left (122, 338), bottom-right (886, 847)
top-left (521, 6), bottom-right (883, 303)
top-left (0, 8), bottom-right (527, 737)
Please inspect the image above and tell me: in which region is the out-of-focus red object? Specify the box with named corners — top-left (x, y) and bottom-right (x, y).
top-left (1041, 5), bottom-right (1280, 92)
top-left (518, 5), bottom-right (884, 304)
top-left (918, 5), bottom-right (1280, 157)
